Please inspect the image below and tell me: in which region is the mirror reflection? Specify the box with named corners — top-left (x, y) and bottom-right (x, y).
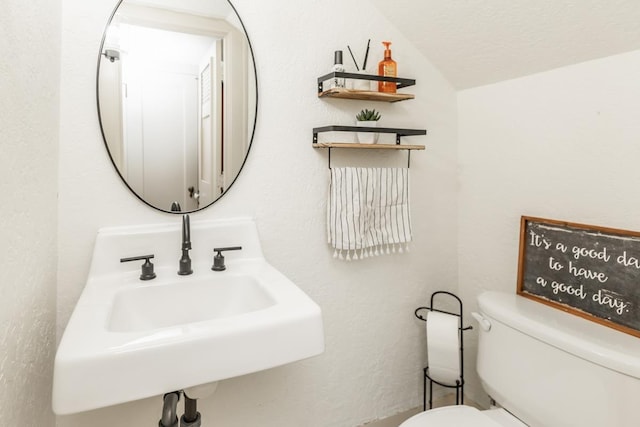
top-left (98, 0), bottom-right (257, 212)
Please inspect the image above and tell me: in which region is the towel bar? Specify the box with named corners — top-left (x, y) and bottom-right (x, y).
top-left (324, 146), bottom-right (412, 169)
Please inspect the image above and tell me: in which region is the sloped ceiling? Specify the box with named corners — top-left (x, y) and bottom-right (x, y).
top-left (370, 0), bottom-right (640, 89)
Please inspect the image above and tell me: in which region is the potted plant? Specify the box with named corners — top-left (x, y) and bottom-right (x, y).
top-left (355, 108), bottom-right (381, 144)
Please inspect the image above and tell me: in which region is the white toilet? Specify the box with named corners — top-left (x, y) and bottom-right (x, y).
top-left (400, 291), bottom-right (640, 426)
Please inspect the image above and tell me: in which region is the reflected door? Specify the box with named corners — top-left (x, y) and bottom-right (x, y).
top-left (198, 39), bottom-right (223, 207)
top-left (124, 66), bottom-right (199, 211)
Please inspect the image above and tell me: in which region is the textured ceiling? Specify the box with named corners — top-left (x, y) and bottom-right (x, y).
top-left (370, 0), bottom-right (640, 89)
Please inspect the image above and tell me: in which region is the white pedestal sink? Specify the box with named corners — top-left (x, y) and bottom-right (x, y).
top-left (52, 217), bottom-right (324, 415)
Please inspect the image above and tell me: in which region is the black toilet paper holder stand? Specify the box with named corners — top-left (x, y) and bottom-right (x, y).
top-left (414, 291), bottom-right (473, 411)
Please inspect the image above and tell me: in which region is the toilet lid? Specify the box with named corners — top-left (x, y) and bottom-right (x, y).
top-left (400, 405), bottom-right (504, 427)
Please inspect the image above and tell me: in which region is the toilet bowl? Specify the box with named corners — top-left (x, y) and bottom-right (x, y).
top-left (400, 291), bottom-right (640, 427)
top-left (400, 405), bottom-right (526, 427)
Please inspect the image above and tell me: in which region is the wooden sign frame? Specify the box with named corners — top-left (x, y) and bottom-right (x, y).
top-left (517, 216), bottom-right (640, 338)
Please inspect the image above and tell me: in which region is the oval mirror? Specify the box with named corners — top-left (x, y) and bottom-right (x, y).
top-left (97, 0), bottom-right (257, 213)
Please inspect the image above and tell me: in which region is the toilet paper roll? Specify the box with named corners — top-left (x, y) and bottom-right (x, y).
top-left (426, 311), bottom-right (461, 386)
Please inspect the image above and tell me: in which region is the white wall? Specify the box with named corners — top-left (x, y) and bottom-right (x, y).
top-left (57, 0), bottom-right (458, 426)
top-left (458, 49), bottom-right (640, 404)
top-left (0, 1), bottom-right (60, 425)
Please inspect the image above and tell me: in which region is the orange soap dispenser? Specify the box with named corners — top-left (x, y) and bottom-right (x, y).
top-left (378, 41), bottom-right (397, 93)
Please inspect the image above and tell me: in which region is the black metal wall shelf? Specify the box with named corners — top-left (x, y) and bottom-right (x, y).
top-left (317, 72), bottom-right (416, 102)
top-left (313, 142), bottom-right (425, 150)
top-left (313, 125), bottom-right (426, 145)
top-left (318, 72), bottom-right (415, 91)
top-left (315, 71), bottom-right (424, 168)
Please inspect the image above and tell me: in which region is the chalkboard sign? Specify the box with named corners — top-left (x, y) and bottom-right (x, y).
top-left (517, 216), bottom-right (640, 338)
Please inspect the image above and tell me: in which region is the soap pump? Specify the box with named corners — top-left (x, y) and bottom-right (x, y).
top-left (378, 41), bottom-right (397, 93)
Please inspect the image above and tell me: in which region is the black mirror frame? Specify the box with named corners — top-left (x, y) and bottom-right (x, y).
top-left (96, 0), bottom-right (258, 214)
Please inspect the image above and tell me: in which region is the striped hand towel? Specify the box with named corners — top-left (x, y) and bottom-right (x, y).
top-left (327, 167), bottom-right (412, 260)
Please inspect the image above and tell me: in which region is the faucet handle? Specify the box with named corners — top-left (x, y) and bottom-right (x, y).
top-left (211, 247), bottom-right (242, 271)
top-left (120, 254), bottom-right (157, 281)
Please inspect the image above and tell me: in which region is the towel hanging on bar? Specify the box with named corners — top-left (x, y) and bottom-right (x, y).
top-left (327, 167), bottom-right (412, 260)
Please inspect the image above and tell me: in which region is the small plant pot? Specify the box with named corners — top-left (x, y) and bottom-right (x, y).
top-left (356, 120), bottom-right (379, 144)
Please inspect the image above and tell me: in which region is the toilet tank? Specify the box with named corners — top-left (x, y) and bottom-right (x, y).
top-left (476, 291), bottom-right (640, 427)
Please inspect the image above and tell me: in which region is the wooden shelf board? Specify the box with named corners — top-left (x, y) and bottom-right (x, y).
top-left (313, 142), bottom-right (425, 150)
top-left (318, 88), bottom-right (414, 102)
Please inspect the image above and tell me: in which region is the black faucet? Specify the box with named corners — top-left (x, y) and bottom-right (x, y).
top-left (178, 214), bottom-right (193, 275)
top-left (120, 254), bottom-right (156, 281)
top-left (211, 246), bottom-right (242, 271)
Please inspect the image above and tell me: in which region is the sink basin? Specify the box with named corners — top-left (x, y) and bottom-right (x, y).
top-left (108, 275), bottom-right (275, 332)
top-left (52, 217), bottom-right (324, 415)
